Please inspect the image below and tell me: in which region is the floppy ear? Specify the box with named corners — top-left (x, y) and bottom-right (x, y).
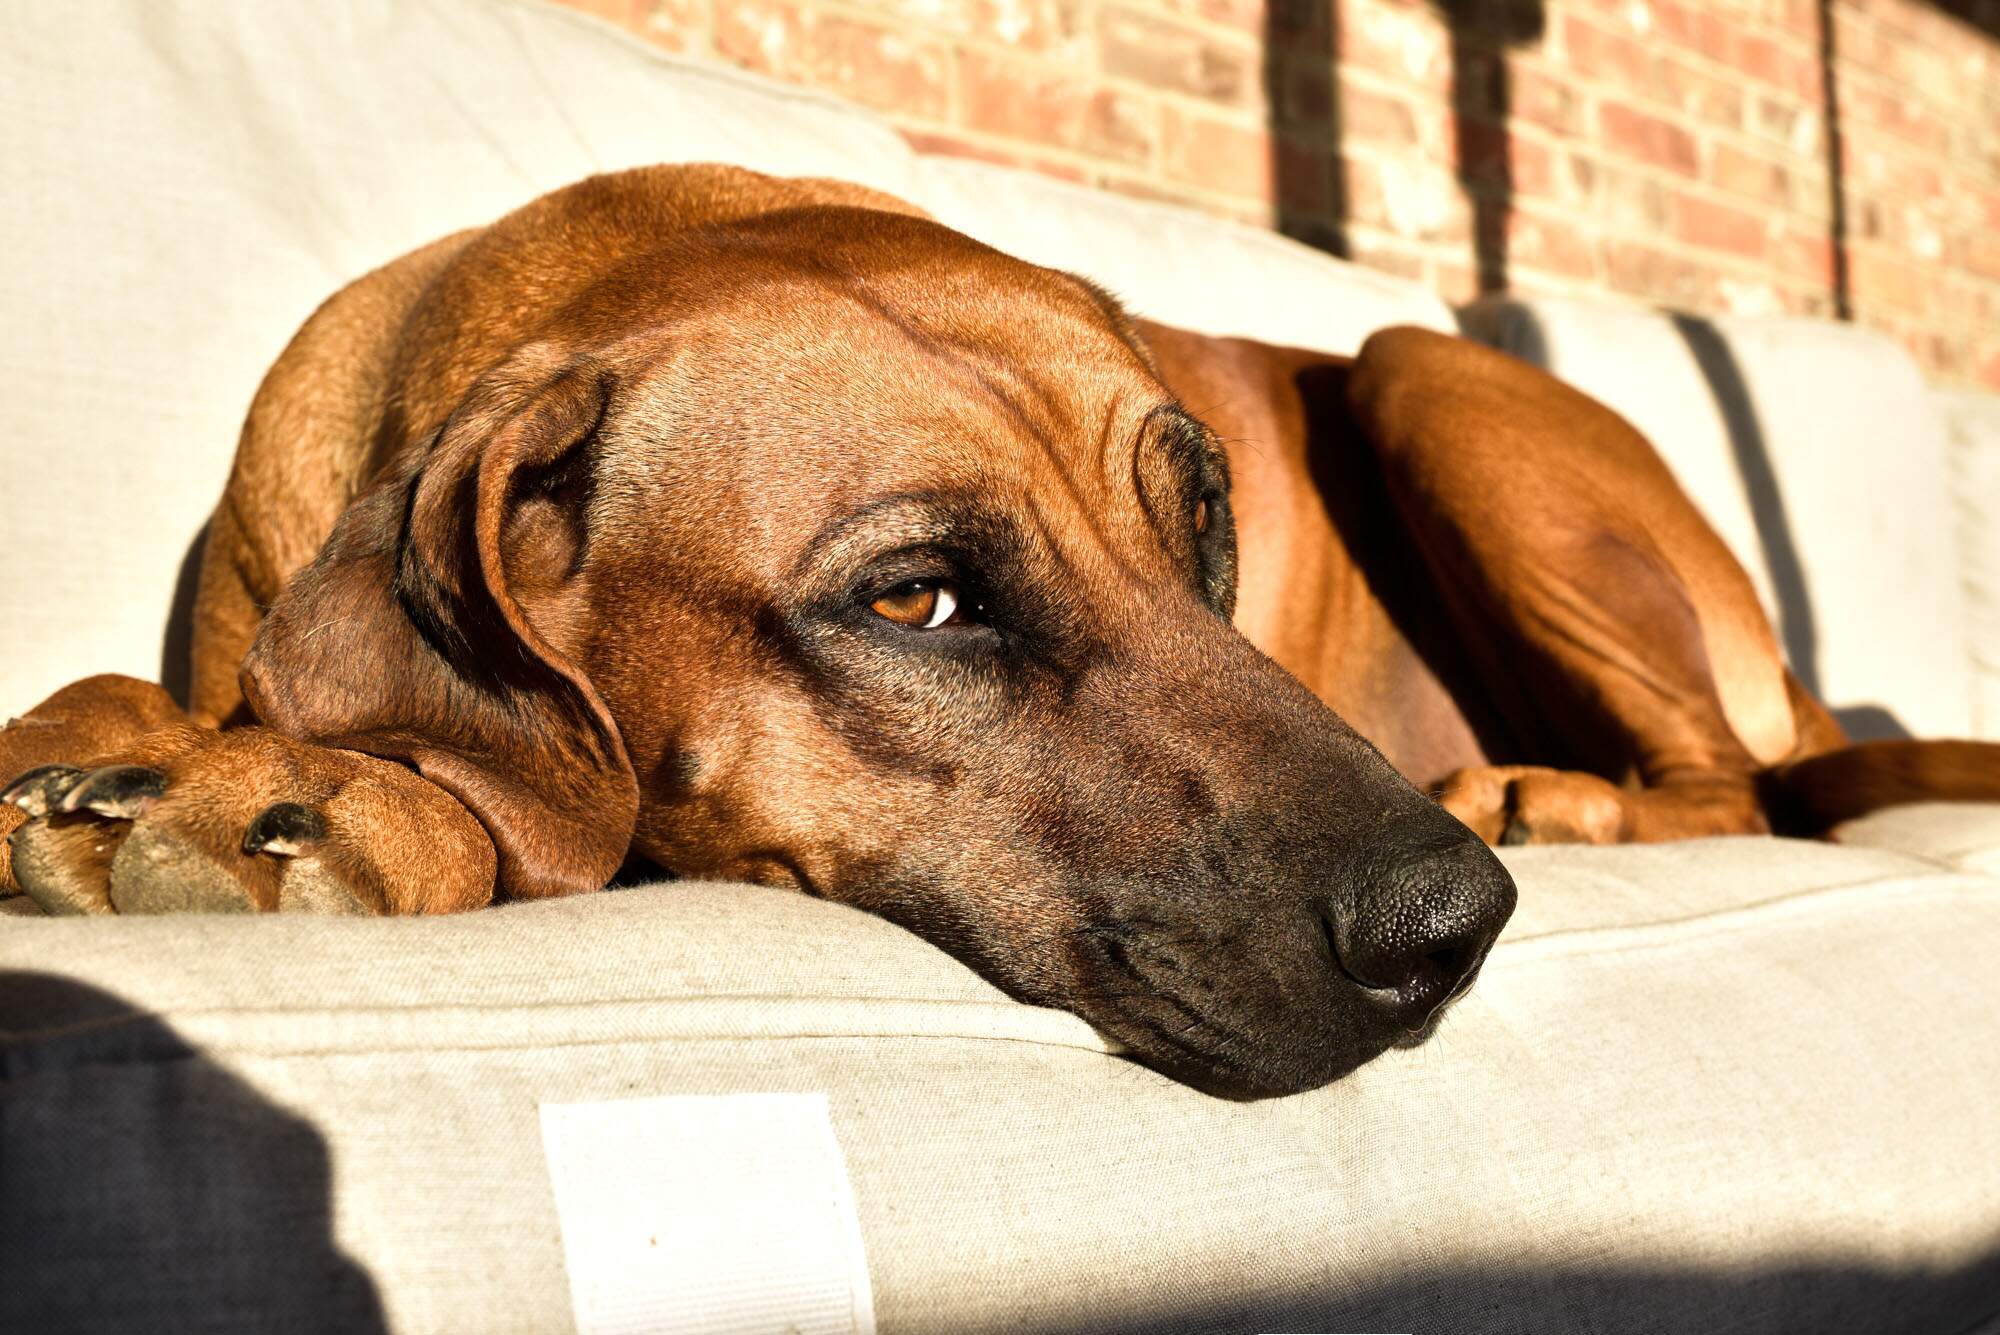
top-left (241, 345), bottom-right (639, 900)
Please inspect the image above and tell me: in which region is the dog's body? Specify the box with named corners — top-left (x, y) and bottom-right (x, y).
top-left (5, 165), bottom-right (1996, 1096)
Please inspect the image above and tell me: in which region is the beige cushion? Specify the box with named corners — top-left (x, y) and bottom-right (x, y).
top-left (916, 156), bottom-right (1458, 353)
top-left (1940, 389), bottom-right (2000, 739)
top-left (1832, 801), bottom-right (2000, 874)
top-left (8, 843), bottom-right (2000, 1333)
top-left (0, 0), bottom-right (920, 719)
top-left (1462, 297), bottom-right (1973, 743)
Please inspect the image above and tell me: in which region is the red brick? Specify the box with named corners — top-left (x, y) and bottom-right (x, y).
top-left (636, 0), bottom-right (703, 52)
top-left (803, 15), bottom-right (950, 118)
top-left (1507, 65), bottom-right (1585, 137)
top-left (1598, 101), bottom-right (1700, 175)
top-left (714, 0), bottom-right (803, 76)
top-left (1164, 0), bottom-right (1265, 36)
top-left (1658, 56), bottom-right (1746, 130)
top-left (1731, 32), bottom-right (1789, 88)
top-left (1849, 247), bottom-right (1928, 313)
top-left (1748, 94), bottom-right (1818, 153)
top-left (1161, 109), bottom-right (1273, 199)
top-left (1339, 0), bottom-right (1451, 94)
top-left (1589, 159), bottom-right (1673, 230)
top-left (1844, 81), bottom-right (1949, 154)
top-left (1965, 233), bottom-right (2000, 283)
top-left (968, 0), bottom-right (1088, 52)
top-left (958, 50), bottom-right (1156, 164)
top-left (1651, 0), bottom-right (1732, 61)
top-left (1675, 191), bottom-right (1769, 258)
top-left (1774, 228), bottom-right (1835, 286)
top-left (1507, 207), bottom-right (1598, 279)
top-left (1978, 348), bottom-right (2000, 393)
top-left (1340, 153), bottom-right (1467, 241)
top-left (1605, 240), bottom-right (1713, 307)
top-left (835, 0), bottom-right (972, 33)
top-left (1343, 83), bottom-right (1420, 147)
top-left (1562, 13), bottom-right (1654, 91)
top-left (1711, 144), bottom-right (1789, 206)
top-left (1099, 6), bottom-right (1258, 108)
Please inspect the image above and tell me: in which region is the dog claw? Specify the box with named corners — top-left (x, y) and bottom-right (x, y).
top-left (2, 764), bottom-right (86, 817)
top-left (243, 802), bottom-right (325, 857)
top-left (57, 764), bottom-right (168, 820)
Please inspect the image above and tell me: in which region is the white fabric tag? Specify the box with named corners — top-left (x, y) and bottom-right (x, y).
top-left (539, 1093), bottom-right (876, 1335)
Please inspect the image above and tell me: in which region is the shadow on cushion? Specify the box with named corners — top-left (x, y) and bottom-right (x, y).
top-left (0, 972), bottom-right (388, 1335)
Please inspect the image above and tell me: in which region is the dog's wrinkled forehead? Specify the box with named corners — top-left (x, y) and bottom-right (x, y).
top-left (592, 215), bottom-right (1220, 587)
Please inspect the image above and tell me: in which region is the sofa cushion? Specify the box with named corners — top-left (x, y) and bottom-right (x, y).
top-left (1830, 801), bottom-right (2000, 874)
top-left (1940, 389), bottom-right (2000, 740)
top-left (916, 157), bottom-right (1458, 354)
top-left (1461, 297), bottom-right (1973, 743)
top-left (0, 0), bottom-right (921, 718)
top-left (7, 842), bottom-right (2000, 1334)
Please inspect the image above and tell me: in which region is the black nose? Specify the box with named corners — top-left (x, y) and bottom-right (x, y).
top-left (1329, 834), bottom-right (1516, 1019)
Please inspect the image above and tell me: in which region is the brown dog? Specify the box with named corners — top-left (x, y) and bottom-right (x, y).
top-left (3, 165), bottom-right (1994, 1097)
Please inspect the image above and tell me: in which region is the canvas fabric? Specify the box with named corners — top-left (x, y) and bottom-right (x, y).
top-left (7, 850), bottom-right (2000, 1334)
top-left (1940, 388), bottom-right (2000, 739)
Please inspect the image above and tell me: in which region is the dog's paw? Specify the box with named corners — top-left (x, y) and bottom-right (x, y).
top-left (3, 726), bottom-right (496, 916)
top-left (1434, 765), bottom-right (1626, 847)
top-left (0, 675), bottom-right (194, 903)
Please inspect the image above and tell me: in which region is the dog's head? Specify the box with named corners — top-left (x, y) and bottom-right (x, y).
top-left (247, 170), bottom-right (1515, 1098)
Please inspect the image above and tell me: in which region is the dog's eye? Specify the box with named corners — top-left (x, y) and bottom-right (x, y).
top-left (871, 579), bottom-right (963, 629)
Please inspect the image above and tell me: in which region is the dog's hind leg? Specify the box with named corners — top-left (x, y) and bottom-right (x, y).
top-left (1347, 326), bottom-right (1810, 845)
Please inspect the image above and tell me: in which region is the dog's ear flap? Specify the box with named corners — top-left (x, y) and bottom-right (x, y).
top-left (242, 347), bottom-right (639, 900)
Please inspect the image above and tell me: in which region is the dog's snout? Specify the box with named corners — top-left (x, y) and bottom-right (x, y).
top-left (1329, 835), bottom-right (1516, 1019)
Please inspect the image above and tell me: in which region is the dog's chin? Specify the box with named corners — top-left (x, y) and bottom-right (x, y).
top-left (1100, 1016), bottom-right (1395, 1102)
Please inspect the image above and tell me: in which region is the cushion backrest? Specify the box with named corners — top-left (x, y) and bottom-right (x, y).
top-left (915, 157), bottom-right (1458, 354)
top-left (1461, 296), bottom-right (1972, 743)
top-left (1939, 389), bottom-right (2000, 740)
top-left (0, 0), bottom-right (920, 716)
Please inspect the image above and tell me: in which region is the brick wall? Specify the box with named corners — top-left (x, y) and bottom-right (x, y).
top-left (553, 0), bottom-right (2000, 388)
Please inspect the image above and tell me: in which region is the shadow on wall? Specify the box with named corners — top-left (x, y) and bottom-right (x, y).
top-left (1264, 0), bottom-right (1348, 255)
top-left (1262, 1), bottom-right (1550, 287)
top-left (1815, 0), bottom-right (1853, 321)
top-left (1435, 0), bottom-right (1546, 296)
top-left (1001, 1246), bottom-right (2000, 1335)
top-left (0, 971), bottom-right (389, 1335)
top-left (1263, 0), bottom-right (1999, 333)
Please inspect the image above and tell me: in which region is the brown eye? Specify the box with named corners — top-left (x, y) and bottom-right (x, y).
top-left (870, 579), bottom-right (961, 628)
top-left (1194, 498), bottom-right (1210, 535)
